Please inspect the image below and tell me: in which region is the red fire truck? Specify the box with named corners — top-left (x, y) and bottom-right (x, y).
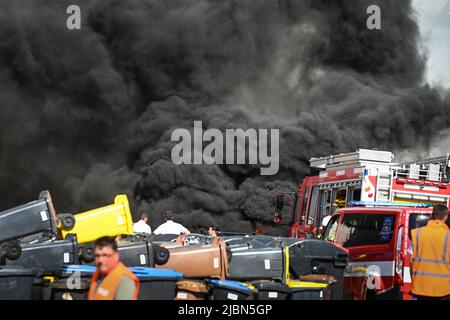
top-left (274, 149), bottom-right (450, 299)
top-left (275, 149), bottom-right (450, 238)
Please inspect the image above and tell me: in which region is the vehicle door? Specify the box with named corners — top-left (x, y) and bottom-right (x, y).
top-left (335, 210), bottom-right (398, 299)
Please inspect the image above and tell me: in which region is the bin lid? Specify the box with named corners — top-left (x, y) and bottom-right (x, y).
top-left (0, 266), bottom-right (37, 277)
top-left (250, 281), bottom-right (290, 293)
top-left (208, 279), bottom-right (254, 292)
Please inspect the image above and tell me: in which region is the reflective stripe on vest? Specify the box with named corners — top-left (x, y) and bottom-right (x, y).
top-left (413, 228), bottom-right (421, 262)
top-left (412, 271), bottom-right (450, 278)
top-left (411, 258), bottom-right (450, 265)
top-left (443, 232), bottom-right (449, 261)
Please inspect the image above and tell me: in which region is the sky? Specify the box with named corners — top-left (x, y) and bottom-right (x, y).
top-left (413, 0), bottom-right (450, 87)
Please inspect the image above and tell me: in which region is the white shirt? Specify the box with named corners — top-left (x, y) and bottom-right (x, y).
top-left (133, 220), bottom-right (152, 234)
top-left (153, 220), bottom-right (190, 235)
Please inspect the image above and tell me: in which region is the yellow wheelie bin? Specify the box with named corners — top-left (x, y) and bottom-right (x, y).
top-left (60, 195), bottom-right (133, 244)
top-left (283, 245), bottom-right (336, 300)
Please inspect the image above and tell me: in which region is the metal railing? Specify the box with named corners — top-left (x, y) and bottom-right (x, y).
top-left (394, 154), bottom-right (450, 182)
top-left (394, 169), bottom-right (444, 182)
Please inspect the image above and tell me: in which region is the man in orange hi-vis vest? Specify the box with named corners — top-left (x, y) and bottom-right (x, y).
top-left (411, 204), bottom-right (450, 300)
top-left (88, 236), bottom-right (140, 300)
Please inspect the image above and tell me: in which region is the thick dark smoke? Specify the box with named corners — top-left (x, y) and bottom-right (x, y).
top-left (0, 0), bottom-right (449, 234)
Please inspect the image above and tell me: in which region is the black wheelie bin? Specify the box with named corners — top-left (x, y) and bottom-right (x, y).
top-left (0, 266), bottom-right (36, 300)
top-left (0, 191), bottom-right (75, 246)
top-left (5, 236), bottom-right (79, 274)
top-left (228, 245), bottom-right (284, 281)
top-left (250, 280), bottom-right (291, 300)
top-left (208, 279), bottom-right (255, 300)
top-left (78, 238), bottom-right (170, 267)
top-left (274, 238), bottom-right (348, 300)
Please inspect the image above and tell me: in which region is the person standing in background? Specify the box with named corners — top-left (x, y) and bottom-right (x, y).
top-left (153, 210), bottom-right (190, 235)
top-left (133, 212), bottom-right (152, 235)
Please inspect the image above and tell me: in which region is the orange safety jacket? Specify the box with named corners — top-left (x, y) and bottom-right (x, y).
top-left (88, 262), bottom-right (140, 300)
top-left (411, 220), bottom-right (450, 297)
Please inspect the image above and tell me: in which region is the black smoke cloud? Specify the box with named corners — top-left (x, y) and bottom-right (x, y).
top-left (0, 0), bottom-right (449, 234)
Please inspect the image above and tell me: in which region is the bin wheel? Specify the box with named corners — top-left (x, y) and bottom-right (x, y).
top-left (153, 246), bottom-right (170, 265)
top-left (80, 244), bottom-right (95, 263)
top-left (65, 233), bottom-right (77, 243)
top-left (5, 241), bottom-right (22, 260)
top-left (58, 214), bottom-right (76, 230)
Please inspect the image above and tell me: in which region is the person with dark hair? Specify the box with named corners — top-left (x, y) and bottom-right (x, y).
top-left (153, 210), bottom-right (190, 235)
top-left (208, 225), bottom-right (220, 237)
top-left (133, 212), bottom-right (152, 235)
top-left (411, 204), bottom-right (450, 300)
top-left (87, 236), bottom-right (139, 300)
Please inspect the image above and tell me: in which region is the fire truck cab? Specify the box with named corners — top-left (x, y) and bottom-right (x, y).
top-left (322, 202), bottom-right (449, 300)
top-left (284, 149), bottom-right (450, 239)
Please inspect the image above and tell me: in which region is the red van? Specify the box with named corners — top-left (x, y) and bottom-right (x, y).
top-left (322, 203), bottom-right (449, 300)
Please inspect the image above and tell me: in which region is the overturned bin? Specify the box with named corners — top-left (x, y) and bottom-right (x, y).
top-left (79, 238), bottom-right (170, 267)
top-left (270, 238), bottom-right (348, 300)
top-left (228, 245), bottom-right (284, 281)
top-left (0, 191), bottom-right (73, 246)
top-left (6, 237), bottom-right (79, 274)
top-left (60, 194), bottom-right (133, 244)
top-left (158, 237), bottom-right (230, 279)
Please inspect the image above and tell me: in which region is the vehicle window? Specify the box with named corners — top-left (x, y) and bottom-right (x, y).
top-left (333, 188), bottom-right (347, 209)
top-left (409, 213), bottom-right (450, 238)
top-left (323, 215), bottom-right (340, 242)
top-left (396, 226), bottom-right (403, 253)
top-left (337, 214), bottom-right (366, 247)
top-left (351, 187), bottom-right (361, 202)
top-left (337, 213), bottom-right (396, 247)
top-left (365, 214), bottom-right (395, 244)
top-left (302, 187), bottom-right (310, 224)
top-left (293, 195), bottom-right (302, 224)
top-left (307, 186), bottom-right (319, 226)
top-left (408, 213), bottom-right (430, 240)
top-left (318, 190), bottom-right (331, 225)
